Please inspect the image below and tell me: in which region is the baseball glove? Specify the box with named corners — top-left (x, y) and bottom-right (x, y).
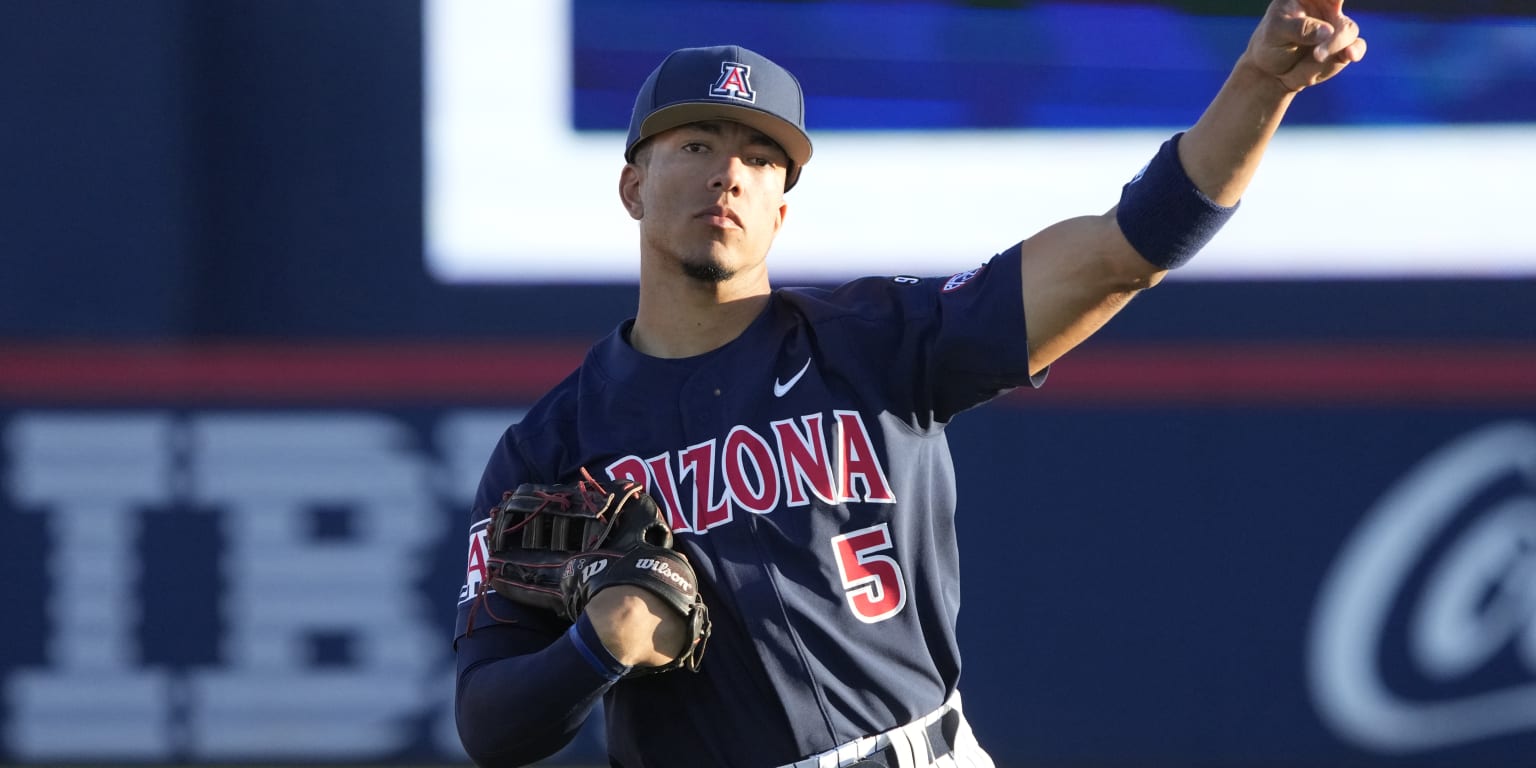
top-left (482, 469), bottom-right (710, 674)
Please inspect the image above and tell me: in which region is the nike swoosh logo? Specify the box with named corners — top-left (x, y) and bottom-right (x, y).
top-left (773, 358), bottom-right (812, 398)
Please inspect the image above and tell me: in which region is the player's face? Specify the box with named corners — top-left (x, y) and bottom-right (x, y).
top-left (621, 120), bottom-right (789, 284)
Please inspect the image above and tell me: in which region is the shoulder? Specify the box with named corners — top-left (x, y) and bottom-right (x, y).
top-left (774, 249), bottom-right (1019, 330)
top-left (498, 336), bottom-right (613, 482)
top-left (774, 274), bottom-right (937, 328)
top-left (517, 321), bottom-right (639, 427)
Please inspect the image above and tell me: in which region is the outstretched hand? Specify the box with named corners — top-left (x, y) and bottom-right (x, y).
top-left (1243, 0), bottom-right (1367, 92)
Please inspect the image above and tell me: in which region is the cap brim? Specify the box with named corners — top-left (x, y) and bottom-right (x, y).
top-left (635, 102), bottom-right (812, 169)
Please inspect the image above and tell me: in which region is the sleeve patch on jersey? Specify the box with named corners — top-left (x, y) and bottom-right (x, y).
top-left (458, 520), bottom-right (490, 605)
top-left (942, 266), bottom-right (984, 293)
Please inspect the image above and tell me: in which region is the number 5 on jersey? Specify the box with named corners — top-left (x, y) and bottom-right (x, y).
top-left (829, 523), bottom-right (907, 623)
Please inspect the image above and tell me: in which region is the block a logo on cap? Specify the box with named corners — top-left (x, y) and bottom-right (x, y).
top-left (709, 62), bottom-right (756, 103)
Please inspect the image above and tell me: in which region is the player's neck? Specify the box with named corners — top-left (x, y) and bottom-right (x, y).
top-left (631, 273), bottom-right (770, 359)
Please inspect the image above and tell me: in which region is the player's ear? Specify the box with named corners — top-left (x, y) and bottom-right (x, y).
top-left (619, 162), bottom-right (644, 221)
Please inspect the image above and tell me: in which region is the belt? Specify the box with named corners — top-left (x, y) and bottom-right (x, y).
top-left (781, 698), bottom-right (962, 768)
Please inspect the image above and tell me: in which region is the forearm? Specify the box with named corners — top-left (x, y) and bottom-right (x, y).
top-left (1178, 62), bottom-right (1297, 206)
top-left (455, 616), bottom-right (627, 767)
top-left (1022, 62), bottom-right (1293, 366)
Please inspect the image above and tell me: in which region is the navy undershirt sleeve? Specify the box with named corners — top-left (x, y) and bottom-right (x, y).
top-left (455, 613), bottom-right (627, 767)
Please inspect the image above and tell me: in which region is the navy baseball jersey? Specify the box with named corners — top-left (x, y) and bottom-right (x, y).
top-left (456, 243), bottom-right (1041, 767)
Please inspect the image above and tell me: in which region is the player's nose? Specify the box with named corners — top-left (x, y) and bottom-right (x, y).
top-left (707, 156), bottom-right (748, 194)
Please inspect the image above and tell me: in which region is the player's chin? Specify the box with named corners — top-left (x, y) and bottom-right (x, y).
top-left (679, 256), bottom-right (736, 284)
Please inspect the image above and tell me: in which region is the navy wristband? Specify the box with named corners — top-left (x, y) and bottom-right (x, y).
top-left (569, 614), bottom-right (632, 682)
top-left (1115, 132), bottom-right (1238, 270)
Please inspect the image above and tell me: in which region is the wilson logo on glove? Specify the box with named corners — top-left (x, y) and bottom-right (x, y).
top-left (581, 559), bottom-right (608, 583)
top-left (636, 557), bottom-right (695, 594)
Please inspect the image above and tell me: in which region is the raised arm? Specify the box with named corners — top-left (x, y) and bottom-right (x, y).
top-left (1020, 0), bottom-right (1366, 375)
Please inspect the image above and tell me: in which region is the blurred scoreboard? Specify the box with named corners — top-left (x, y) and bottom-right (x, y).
top-left (426, 0), bottom-right (1536, 283)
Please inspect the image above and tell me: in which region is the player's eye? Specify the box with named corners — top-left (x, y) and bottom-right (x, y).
top-left (681, 142), bottom-right (708, 153)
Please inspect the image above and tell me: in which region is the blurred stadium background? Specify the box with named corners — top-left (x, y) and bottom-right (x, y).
top-left (2, 1), bottom-right (1534, 766)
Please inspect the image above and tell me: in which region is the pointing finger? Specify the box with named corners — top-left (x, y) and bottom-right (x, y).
top-left (1297, 0), bottom-right (1345, 22)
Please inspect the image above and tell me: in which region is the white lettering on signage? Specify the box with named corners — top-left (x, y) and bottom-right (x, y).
top-left (1309, 421), bottom-right (1536, 752)
top-left (184, 414), bottom-right (437, 758)
top-left (5, 413), bottom-right (177, 759)
top-left (2, 409), bottom-right (522, 762)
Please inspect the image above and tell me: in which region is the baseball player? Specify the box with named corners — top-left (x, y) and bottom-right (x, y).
top-left (454, 1), bottom-right (1366, 765)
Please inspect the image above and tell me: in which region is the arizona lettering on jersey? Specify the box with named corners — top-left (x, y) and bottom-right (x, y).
top-left (458, 519), bottom-right (489, 605)
top-left (604, 409), bottom-right (896, 534)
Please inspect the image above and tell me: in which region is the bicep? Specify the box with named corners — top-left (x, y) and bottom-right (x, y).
top-left (1020, 208), bottom-right (1166, 375)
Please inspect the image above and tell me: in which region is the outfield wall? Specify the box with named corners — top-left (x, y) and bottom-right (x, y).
top-left (3, 341), bottom-right (1534, 766)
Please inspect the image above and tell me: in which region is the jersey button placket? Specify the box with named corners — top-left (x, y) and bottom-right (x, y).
top-left (680, 370), bottom-right (723, 435)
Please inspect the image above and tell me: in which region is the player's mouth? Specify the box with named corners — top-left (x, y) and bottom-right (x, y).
top-left (696, 206), bottom-right (742, 229)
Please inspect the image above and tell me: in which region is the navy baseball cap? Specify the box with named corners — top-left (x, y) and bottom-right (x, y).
top-left (625, 45), bottom-right (812, 190)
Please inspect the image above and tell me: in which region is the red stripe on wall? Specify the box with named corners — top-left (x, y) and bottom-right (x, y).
top-left (1020, 343), bottom-right (1536, 406)
top-left (0, 342), bottom-right (589, 404)
top-left (0, 341), bottom-right (1532, 405)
